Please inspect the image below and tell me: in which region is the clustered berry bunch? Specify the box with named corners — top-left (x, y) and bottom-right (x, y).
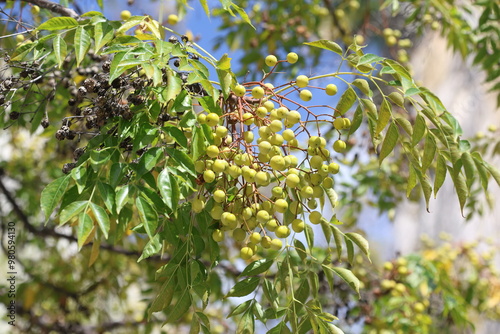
top-left (193, 53), bottom-right (352, 259)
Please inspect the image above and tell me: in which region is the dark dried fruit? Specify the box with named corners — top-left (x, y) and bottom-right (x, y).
top-left (9, 111), bottom-right (20, 120)
top-left (62, 163), bottom-right (76, 174)
top-left (41, 118), bottom-right (49, 128)
top-left (181, 35), bottom-right (189, 43)
top-left (168, 35), bottom-right (179, 43)
top-left (55, 129), bottom-right (65, 140)
top-left (73, 148), bottom-right (85, 160)
top-left (102, 61), bottom-right (111, 73)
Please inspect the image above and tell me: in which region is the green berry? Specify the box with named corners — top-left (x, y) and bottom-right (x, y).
top-left (265, 55), bottom-right (278, 67)
top-left (296, 75), bottom-right (309, 88)
top-left (286, 52), bottom-right (299, 64)
top-left (234, 84), bottom-right (246, 97)
top-left (206, 113), bottom-right (220, 127)
top-left (326, 84), bottom-right (338, 96)
top-left (300, 89), bottom-right (312, 101)
top-left (252, 86), bottom-right (265, 99)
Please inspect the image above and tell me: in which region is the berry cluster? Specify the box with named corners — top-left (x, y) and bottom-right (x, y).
top-left (194, 53), bottom-right (351, 259)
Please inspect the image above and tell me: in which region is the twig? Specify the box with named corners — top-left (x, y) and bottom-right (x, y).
top-left (21, 0), bottom-right (79, 18)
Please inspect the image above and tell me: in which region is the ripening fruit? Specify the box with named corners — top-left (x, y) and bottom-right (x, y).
top-left (256, 106), bottom-right (268, 118)
top-left (215, 126), bottom-right (228, 138)
top-left (269, 120), bottom-right (283, 133)
top-left (167, 14), bottom-right (179, 25)
top-left (326, 84), bottom-right (338, 96)
top-left (206, 113), bottom-right (220, 127)
top-left (212, 229), bottom-right (224, 242)
top-left (300, 186), bottom-right (314, 199)
top-left (310, 155), bottom-right (324, 169)
top-left (265, 55), bottom-right (278, 67)
top-left (309, 211), bottom-right (322, 224)
top-left (243, 131), bottom-right (254, 143)
top-left (203, 170), bottom-right (216, 183)
top-left (206, 145), bottom-right (219, 158)
top-left (414, 302), bottom-right (425, 313)
top-left (270, 238), bottom-right (283, 250)
top-left (120, 10), bottom-right (132, 20)
top-left (192, 198), bottom-right (205, 213)
top-left (252, 86), bottom-right (265, 99)
top-left (296, 75), bottom-right (309, 88)
top-left (233, 228), bottom-right (247, 242)
top-left (31, 5), bottom-right (40, 14)
top-left (221, 212), bottom-right (237, 226)
top-left (255, 171), bottom-right (270, 186)
top-left (333, 140), bottom-right (347, 153)
top-left (383, 262), bottom-right (394, 271)
top-left (249, 232), bottom-right (262, 244)
top-left (240, 246), bottom-right (254, 260)
top-left (386, 35), bottom-right (397, 46)
top-left (212, 159), bottom-right (227, 173)
top-left (323, 177), bottom-right (334, 189)
top-left (328, 162), bottom-right (340, 174)
top-left (210, 206), bottom-right (224, 220)
top-left (272, 186), bottom-right (284, 198)
top-left (266, 219), bottom-right (278, 232)
top-left (287, 52), bottom-right (299, 64)
top-left (286, 174), bottom-right (300, 188)
top-left (289, 201), bottom-right (303, 214)
top-left (300, 90), bottom-right (312, 101)
top-left (292, 219), bottom-right (305, 233)
top-left (15, 34), bottom-right (25, 43)
top-left (233, 84), bottom-right (246, 97)
top-left (261, 236), bottom-right (272, 249)
top-left (274, 199), bottom-right (288, 213)
top-left (257, 210), bottom-right (270, 224)
top-left (213, 189), bottom-right (226, 203)
top-left (275, 225), bottom-right (290, 238)
top-left (282, 129), bottom-right (295, 141)
top-left (286, 110), bottom-right (301, 124)
top-left (270, 156), bottom-right (286, 171)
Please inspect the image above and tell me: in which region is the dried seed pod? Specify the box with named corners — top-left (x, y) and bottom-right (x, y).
top-left (62, 163), bottom-right (76, 174)
top-left (9, 111), bottom-right (20, 120)
top-left (41, 118), bottom-right (49, 128)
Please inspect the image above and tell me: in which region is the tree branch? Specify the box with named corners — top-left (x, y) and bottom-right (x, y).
top-left (21, 0), bottom-right (79, 18)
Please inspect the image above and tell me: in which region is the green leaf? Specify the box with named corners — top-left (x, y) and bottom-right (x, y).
top-left (138, 234), bottom-right (161, 262)
top-left (483, 161), bottom-right (500, 188)
top-left (94, 22), bottom-right (115, 51)
top-left (53, 35), bottom-right (67, 68)
top-left (331, 225), bottom-right (343, 259)
top-left (59, 201), bottom-right (88, 225)
top-left (267, 321), bottom-right (292, 334)
top-left (97, 182), bottom-right (115, 214)
top-left (345, 238), bottom-right (354, 264)
top-left (345, 232), bottom-right (370, 259)
top-left (166, 289), bottom-right (192, 323)
top-left (163, 125), bottom-right (188, 148)
top-left (358, 53), bottom-right (384, 66)
top-left (136, 197), bottom-right (158, 239)
top-left (164, 69), bottom-right (183, 103)
top-left (41, 175), bottom-right (70, 222)
top-left (332, 266), bottom-right (360, 295)
top-left (305, 223), bottom-right (314, 249)
top-left (448, 165), bottom-right (468, 217)
top-left (407, 164), bottom-right (418, 197)
top-left (294, 239), bottom-right (307, 261)
top-left (228, 300), bottom-right (253, 318)
top-left (77, 212), bottom-right (94, 250)
top-left (335, 87), bottom-right (357, 115)
top-left (226, 277), bottom-right (260, 298)
top-left (379, 122), bottom-right (399, 164)
top-left (239, 259), bottom-right (273, 277)
top-left (472, 153), bottom-right (488, 191)
top-left (237, 309), bottom-right (255, 334)
top-left (74, 26), bottom-right (91, 67)
top-left (38, 17), bottom-right (78, 31)
top-left (148, 277), bottom-right (176, 317)
top-left (199, 0), bottom-right (210, 16)
top-left (117, 16), bottom-right (145, 35)
top-left (89, 202), bottom-right (110, 239)
top-left (434, 154), bottom-right (447, 197)
top-left (304, 40), bottom-right (343, 55)
top-left (217, 53), bottom-right (232, 70)
top-left (348, 105), bottom-right (363, 136)
top-left (352, 79), bottom-right (372, 97)
top-left (394, 116), bottom-right (412, 137)
top-left (165, 148), bottom-right (196, 177)
top-left (158, 168), bottom-right (180, 213)
top-left (422, 134), bottom-right (437, 172)
top-left (376, 98), bottom-right (392, 134)
top-left (416, 169), bottom-right (432, 212)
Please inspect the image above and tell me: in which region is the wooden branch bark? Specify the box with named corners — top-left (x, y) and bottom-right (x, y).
top-left (21, 0), bottom-right (79, 18)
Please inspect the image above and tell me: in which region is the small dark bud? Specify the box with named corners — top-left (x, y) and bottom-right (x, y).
top-left (168, 35), bottom-right (179, 43)
top-left (181, 35), bottom-right (189, 43)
